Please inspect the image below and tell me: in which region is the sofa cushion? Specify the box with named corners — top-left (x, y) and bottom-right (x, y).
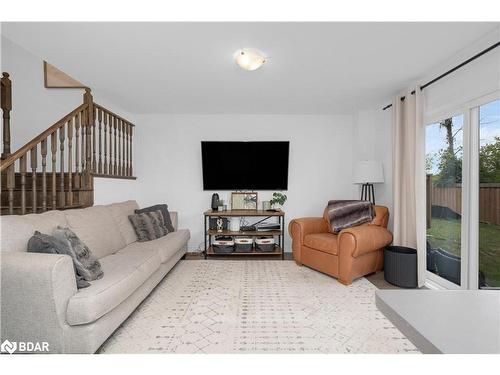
top-left (120, 229), bottom-right (190, 264)
top-left (64, 205), bottom-right (126, 259)
top-left (0, 210), bottom-right (67, 253)
top-left (106, 201), bottom-right (140, 245)
top-left (304, 233), bottom-right (338, 255)
top-left (66, 247), bottom-right (161, 325)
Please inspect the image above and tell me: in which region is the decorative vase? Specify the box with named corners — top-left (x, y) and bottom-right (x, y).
top-left (229, 218), bottom-right (240, 232)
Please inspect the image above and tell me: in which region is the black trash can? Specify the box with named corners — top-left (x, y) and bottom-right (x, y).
top-left (384, 246), bottom-right (418, 288)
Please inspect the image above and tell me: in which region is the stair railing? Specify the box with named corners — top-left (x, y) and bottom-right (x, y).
top-left (0, 73), bottom-right (136, 215)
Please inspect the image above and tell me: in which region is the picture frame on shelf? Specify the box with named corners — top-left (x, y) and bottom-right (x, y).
top-left (231, 192), bottom-right (258, 210)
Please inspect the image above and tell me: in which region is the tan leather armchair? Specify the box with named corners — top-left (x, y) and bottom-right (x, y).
top-left (289, 205), bottom-right (392, 285)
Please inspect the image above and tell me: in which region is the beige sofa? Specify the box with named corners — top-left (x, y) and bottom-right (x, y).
top-left (0, 200), bottom-right (190, 353)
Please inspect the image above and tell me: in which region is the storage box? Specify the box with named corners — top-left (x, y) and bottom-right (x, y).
top-left (255, 237), bottom-right (275, 252)
top-left (234, 237), bottom-right (254, 253)
top-left (212, 237), bottom-right (234, 254)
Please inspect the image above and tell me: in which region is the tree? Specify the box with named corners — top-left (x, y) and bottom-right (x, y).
top-left (433, 118), bottom-right (463, 187)
top-left (479, 136), bottom-right (500, 183)
top-left (440, 118), bottom-right (454, 155)
top-left (435, 147), bottom-right (462, 186)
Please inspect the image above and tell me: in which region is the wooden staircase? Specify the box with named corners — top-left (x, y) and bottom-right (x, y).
top-left (0, 72), bottom-right (136, 216)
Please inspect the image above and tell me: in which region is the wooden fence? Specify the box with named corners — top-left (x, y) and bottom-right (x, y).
top-left (426, 175), bottom-right (500, 226)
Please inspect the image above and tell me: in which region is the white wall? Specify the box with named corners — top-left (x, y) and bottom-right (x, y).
top-left (1, 36), bottom-right (82, 150)
top-left (352, 110), bottom-right (394, 230)
top-left (124, 114), bottom-right (355, 251)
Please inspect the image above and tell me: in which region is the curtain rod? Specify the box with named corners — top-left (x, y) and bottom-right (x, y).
top-left (382, 41), bottom-right (500, 110)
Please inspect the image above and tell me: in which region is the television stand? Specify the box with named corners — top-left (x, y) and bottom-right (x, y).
top-left (203, 209), bottom-right (285, 260)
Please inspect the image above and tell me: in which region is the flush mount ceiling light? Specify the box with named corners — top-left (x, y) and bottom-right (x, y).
top-left (234, 48), bottom-right (266, 71)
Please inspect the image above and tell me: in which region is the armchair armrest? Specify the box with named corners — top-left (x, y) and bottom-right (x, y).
top-left (289, 217), bottom-right (329, 264)
top-left (338, 225), bottom-right (393, 258)
top-left (0, 252), bottom-right (77, 351)
top-left (288, 217), bottom-right (329, 244)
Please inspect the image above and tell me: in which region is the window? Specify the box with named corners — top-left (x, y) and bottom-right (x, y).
top-left (425, 115), bottom-right (464, 286)
top-left (478, 99), bottom-right (500, 288)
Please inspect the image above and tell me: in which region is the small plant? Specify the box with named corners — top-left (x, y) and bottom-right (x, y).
top-left (270, 192), bottom-right (287, 207)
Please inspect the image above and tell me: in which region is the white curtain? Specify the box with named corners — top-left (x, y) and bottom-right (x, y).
top-left (392, 87), bottom-right (427, 287)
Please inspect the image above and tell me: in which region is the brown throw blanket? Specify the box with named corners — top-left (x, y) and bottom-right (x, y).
top-left (325, 200), bottom-right (374, 234)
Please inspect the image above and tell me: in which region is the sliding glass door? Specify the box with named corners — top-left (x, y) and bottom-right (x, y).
top-left (424, 94), bottom-right (500, 289)
top-left (478, 99), bottom-right (500, 288)
top-left (425, 115), bottom-right (464, 287)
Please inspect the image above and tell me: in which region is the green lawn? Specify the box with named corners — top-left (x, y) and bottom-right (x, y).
top-left (427, 218), bottom-right (500, 287)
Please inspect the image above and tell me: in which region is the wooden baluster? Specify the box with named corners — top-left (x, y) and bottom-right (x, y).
top-left (30, 145), bottom-right (37, 213)
top-left (124, 122), bottom-right (129, 176)
top-left (74, 112), bottom-right (80, 189)
top-left (109, 116), bottom-right (113, 175)
top-left (1, 72), bottom-right (12, 159)
top-left (86, 107), bottom-right (92, 177)
top-left (117, 119), bottom-right (122, 176)
top-left (98, 107), bottom-right (102, 174)
top-left (7, 164), bottom-right (14, 214)
top-left (103, 111), bottom-right (108, 174)
top-left (20, 154), bottom-right (27, 215)
top-left (83, 89), bottom-right (93, 191)
top-left (122, 121), bottom-right (126, 175)
top-left (117, 119), bottom-right (121, 176)
top-left (51, 132), bottom-right (57, 209)
top-left (41, 139), bottom-right (47, 211)
top-left (68, 119), bottom-right (73, 206)
top-left (92, 105), bottom-right (97, 173)
top-left (81, 110), bottom-right (86, 174)
top-left (59, 124), bottom-right (65, 208)
top-left (113, 116), bottom-right (117, 175)
top-left (129, 125), bottom-right (133, 176)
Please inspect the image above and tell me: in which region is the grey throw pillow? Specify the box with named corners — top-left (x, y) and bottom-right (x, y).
top-left (135, 204), bottom-right (174, 233)
top-left (28, 231), bottom-right (91, 289)
top-left (52, 227), bottom-right (104, 283)
top-left (128, 210), bottom-right (168, 242)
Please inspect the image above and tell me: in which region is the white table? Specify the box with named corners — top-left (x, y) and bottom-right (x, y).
top-left (376, 290), bottom-right (500, 354)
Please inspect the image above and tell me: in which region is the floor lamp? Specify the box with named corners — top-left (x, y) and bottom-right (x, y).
top-left (354, 161), bottom-right (384, 205)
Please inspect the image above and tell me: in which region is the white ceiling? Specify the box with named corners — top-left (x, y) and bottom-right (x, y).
top-left (2, 22), bottom-right (498, 114)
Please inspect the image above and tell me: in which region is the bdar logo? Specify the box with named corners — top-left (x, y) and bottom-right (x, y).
top-left (1, 339), bottom-right (17, 354)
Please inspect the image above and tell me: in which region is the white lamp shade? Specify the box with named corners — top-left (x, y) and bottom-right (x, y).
top-left (353, 161), bottom-right (384, 184)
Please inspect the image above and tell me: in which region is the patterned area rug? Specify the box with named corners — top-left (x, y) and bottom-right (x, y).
top-left (99, 260), bottom-right (418, 354)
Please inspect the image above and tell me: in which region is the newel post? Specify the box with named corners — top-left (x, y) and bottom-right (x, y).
top-left (1, 72), bottom-right (12, 159)
top-left (83, 88), bottom-right (94, 188)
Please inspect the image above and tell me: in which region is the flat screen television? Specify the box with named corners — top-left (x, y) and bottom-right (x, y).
top-left (201, 141), bottom-right (289, 190)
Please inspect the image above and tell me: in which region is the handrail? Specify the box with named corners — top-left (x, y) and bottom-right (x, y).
top-left (0, 103), bottom-right (88, 172)
top-left (93, 103), bottom-right (135, 127)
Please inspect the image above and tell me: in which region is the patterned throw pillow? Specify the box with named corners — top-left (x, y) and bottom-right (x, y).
top-left (128, 210), bottom-right (168, 242)
top-left (135, 204), bottom-right (175, 233)
top-left (53, 227), bottom-right (104, 282)
top-left (27, 229), bottom-right (103, 289)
